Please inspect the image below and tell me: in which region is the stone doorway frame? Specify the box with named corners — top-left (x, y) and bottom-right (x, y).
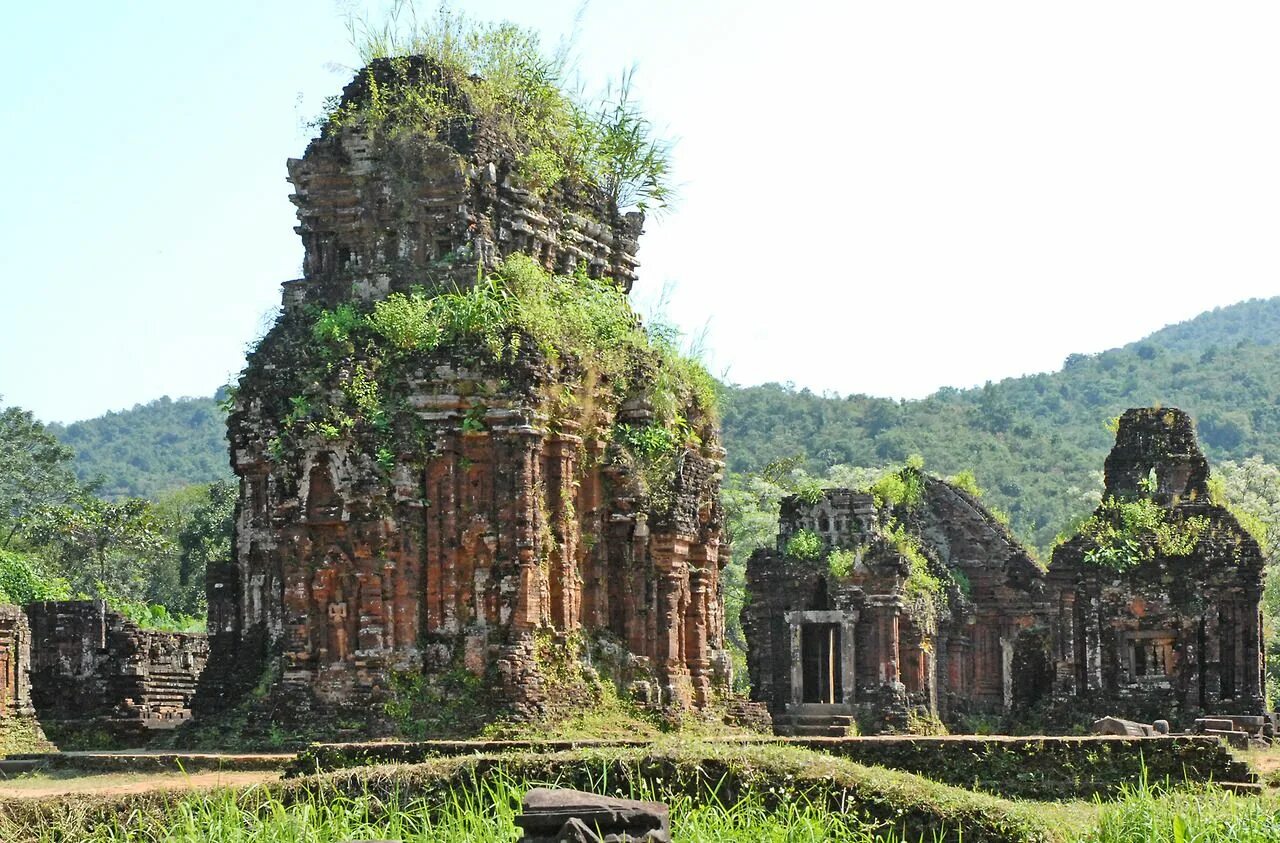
top-left (785, 610), bottom-right (858, 706)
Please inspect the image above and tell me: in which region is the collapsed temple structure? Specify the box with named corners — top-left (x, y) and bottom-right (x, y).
top-left (745, 408), bottom-right (1267, 733)
top-left (743, 470), bottom-right (1051, 733)
top-left (194, 57), bottom-right (730, 733)
top-left (26, 601), bottom-right (208, 741)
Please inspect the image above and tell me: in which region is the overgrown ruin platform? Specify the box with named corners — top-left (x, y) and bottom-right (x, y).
top-left (286, 734), bottom-right (1256, 799)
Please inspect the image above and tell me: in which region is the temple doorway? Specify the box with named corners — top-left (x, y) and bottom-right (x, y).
top-left (801, 623), bottom-right (843, 704)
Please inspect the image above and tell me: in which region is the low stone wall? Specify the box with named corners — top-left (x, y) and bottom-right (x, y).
top-left (26, 601), bottom-right (208, 744)
top-left (287, 734), bottom-right (1253, 799)
top-left (5, 751), bottom-right (292, 773)
top-left (790, 735), bottom-right (1254, 799)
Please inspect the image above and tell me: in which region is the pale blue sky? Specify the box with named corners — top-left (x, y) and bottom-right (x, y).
top-left (3, 1), bottom-right (1278, 423)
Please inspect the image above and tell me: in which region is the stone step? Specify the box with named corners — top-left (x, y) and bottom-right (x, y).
top-left (776, 715), bottom-right (856, 728)
top-left (1218, 781), bottom-right (1264, 796)
top-left (1202, 728), bottom-right (1250, 749)
top-left (1196, 718), bottom-right (1236, 732)
top-left (774, 724), bottom-right (852, 738)
top-left (1226, 715), bottom-right (1267, 729)
top-left (784, 704), bottom-right (854, 716)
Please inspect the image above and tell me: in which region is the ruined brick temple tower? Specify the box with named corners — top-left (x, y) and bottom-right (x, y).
top-left (195, 58), bottom-right (730, 732)
top-left (1048, 408), bottom-right (1266, 720)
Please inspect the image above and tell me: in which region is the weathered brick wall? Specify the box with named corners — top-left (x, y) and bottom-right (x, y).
top-left (0, 604), bottom-right (35, 718)
top-left (27, 601), bottom-right (208, 739)
top-left (281, 55), bottom-right (642, 314)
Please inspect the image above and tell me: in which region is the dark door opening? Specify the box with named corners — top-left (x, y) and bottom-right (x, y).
top-left (801, 623), bottom-right (843, 704)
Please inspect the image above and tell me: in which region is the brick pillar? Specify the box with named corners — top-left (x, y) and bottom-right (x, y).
top-left (651, 534), bottom-right (691, 707)
top-left (1203, 609), bottom-right (1221, 707)
top-left (1055, 590), bottom-right (1076, 694)
top-left (546, 432), bottom-right (581, 632)
top-left (788, 617), bottom-right (804, 706)
top-left (511, 429), bottom-right (546, 631)
top-left (867, 597), bottom-right (901, 685)
top-left (1241, 596), bottom-right (1263, 710)
top-left (685, 553), bottom-right (712, 707)
top-left (624, 514), bottom-right (650, 656)
top-left (840, 613), bottom-right (859, 705)
top-left (579, 442), bottom-right (607, 630)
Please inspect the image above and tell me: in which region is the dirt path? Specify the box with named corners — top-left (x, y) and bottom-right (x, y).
top-left (0, 770), bottom-right (279, 799)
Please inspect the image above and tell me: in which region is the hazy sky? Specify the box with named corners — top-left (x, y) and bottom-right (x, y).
top-left (2, 1), bottom-right (1277, 424)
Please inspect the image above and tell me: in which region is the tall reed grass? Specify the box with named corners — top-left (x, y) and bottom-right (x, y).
top-left (1082, 780), bottom-right (1280, 843)
top-left (9, 770), bottom-right (953, 843)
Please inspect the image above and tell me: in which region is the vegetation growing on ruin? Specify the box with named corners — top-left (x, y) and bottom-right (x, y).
top-left (326, 4), bottom-right (672, 211)
top-left (776, 461), bottom-right (950, 605)
top-left (870, 455), bottom-right (926, 509)
top-left (283, 254), bottom-right (716, 515)
top-left (883, 520), bottom-right (945, 600)
top-left (784, 528), bottom-right (823, 561)
top-left (1074, 497), bottom-right (1211, 571)
top-left (827, 547), bottom-right (857, 578)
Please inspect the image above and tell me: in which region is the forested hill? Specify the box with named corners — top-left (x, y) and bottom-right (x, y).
top-left (50, 296), bottom-right (1280, 551)
top-left (721, 296), bottom-right (1280, 551)
top-left (48, 394), bottom-right (231, 499)
top-left (1139, 296), bottom-right (1280, 356)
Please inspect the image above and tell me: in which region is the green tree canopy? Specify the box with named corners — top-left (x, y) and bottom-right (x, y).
top-left (0, 400), bottom-right (78, 547)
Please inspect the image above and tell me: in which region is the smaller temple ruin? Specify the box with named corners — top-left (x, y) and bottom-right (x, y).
top-left (743, 469), bottom-right (1049, 733)
top-left (744, 407), bottom-right (1267, 734)
top-left (27, 601), bottom-right (208, 742)
top-left (1048, 407), bottom-right (1267, 721)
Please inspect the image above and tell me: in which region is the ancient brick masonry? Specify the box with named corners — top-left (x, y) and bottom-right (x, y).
top-left (281, 56), bottom-right (642, 315)
top-left (196, 59), bottom-right (729, 731)
top-left (27, 601), bottom-right (209, 740)
top-left (744, 407), bottom-right (1267, 734)
top-left (743, 476), bottom-right (1049, 732)
top-left (1048, 408), bottom-right (1267, 720)
top-left (0, 604), bottom-right (36, 720)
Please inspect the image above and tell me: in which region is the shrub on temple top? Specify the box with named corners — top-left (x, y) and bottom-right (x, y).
top-left (785, 529), bottom-right (824, 561)
top-left (1077, 497), bottom-right (1211, 570)
top-left (327, 3), bottom-right (673, 212)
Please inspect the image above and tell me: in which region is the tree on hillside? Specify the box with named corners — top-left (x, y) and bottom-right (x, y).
top-left (0, 401), bottom-right (78, 547)
top-left (28, 492), bottom-right (172, 598)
